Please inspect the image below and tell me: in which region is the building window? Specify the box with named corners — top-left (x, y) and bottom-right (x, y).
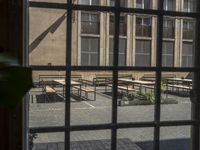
top-left (81, 37), bottom-right (99, 66)
top-left (80, 0), bottom-right (99, 5)
top-left (81, 13), bottom-right (100, 34)
top-left (163, 0), bottom-right (176, 11)
top-left (136, 16), bottom-right (152, 37)
top-left (183, 19), bottom-right (194, 39)
top-left (183, 0), bottom-right (194, 12)
top-left (109, 15), bottom-right (127, 36)
top-left (110, 0), bottom-right (127, 7)
top-left (136, 0), bottom-right (152, 9)
top-left (162, 41), bottom-right (174, 67)
top-left (109, 38), bottom-right (126, 66)
top-left (163, 18), bottom-right (175, 38)
top-left (182, 42), bottom-right (193, 67)
top-left (135, 40), bottom-right (151, 66)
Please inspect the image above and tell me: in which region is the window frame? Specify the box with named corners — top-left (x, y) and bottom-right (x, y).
top-left (26, 0), bottom-right (200, 150)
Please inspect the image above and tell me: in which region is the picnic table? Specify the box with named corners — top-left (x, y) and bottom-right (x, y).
top-left (165, 78), bottom-right (192, 94)
top-left (118, 79), bottom-right (155, 93)
top-left (54, 79), bottom-right (82, 100)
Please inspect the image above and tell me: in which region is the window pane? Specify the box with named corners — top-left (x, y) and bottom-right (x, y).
top-left (110, 15), bottom-right (127, 36)
top-left (79, 0), bottom-right (99, 5)
top-left (163, 0), bottom-right (176, 11)
top-left (81, 13), bottom-right (100, 34)
top-left (163, 18), bottom-right (175, 38)
top-left (182, 42), bottom-right (193, 67)
top-left (135, 40), bottom-right (151, 66)
top-left (81, 37), bottom-right (99, 66)
top-left (136, 16), bottom-right (152, 37)
top-left (183, 0), bottom-right (195, 12)
top-left (136, 0), bottom-right (152, 9)
top-left (183, 19), bottom-right (195, 39)
top-left (162, 41), bottom-right (174, 67)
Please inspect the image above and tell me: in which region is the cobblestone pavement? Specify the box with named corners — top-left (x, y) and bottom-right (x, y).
top-left (30, 88), bottom-right (191, 150)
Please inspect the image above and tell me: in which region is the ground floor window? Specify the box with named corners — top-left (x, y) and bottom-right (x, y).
top-left (81, 37), bottom-right (99, 66)
top-left (109, 37), bottom-right (126, 66)
top-left (162, 41), bottom-right (174, 67)
top-left (135, 39), bottom-right (151, 66)
top-left (182, 42), bottom-right (193, 67)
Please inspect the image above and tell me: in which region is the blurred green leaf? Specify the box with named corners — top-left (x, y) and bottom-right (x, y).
top-left (0, 66), bottom-right (33, 108)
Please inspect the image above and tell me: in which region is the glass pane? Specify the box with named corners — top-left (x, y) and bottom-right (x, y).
top-left (29, 8), bottom-right (66, 66)
top-left (160, 72), bottom-right (192, 121)
top-left (160, 126), bottom-right (191, 150)
top-left (163, 0), bottom-right (176, 11)
top-left (162, 41), bottom-right (174, 67)
top-left (71, 130), bottom-right (111, 149)
top-left (182, 42), bottom-right (193, 67)
top-left (118, 71), bottom-right (155, 123)
top-left (70, 71), bottom-right (112, 125)
top-left (163, 17), bottom-right (175, 39)
top-left (78, 0), bottom-right (100, 5)
top-left (31, 132), bottom-right (65, 150)
top-left (135, 0), bottom-right (153, 9)
top-left (117, 128), bottom-right (154, 150)
top-left (182, 0), bottom-right (196, 12)
top-left (136, 16), bottom-right (152, 37)
top-left (135, 40), bottom-right (151, 67)
top-left (29, 71), bottom-right (66, 128)
top-left (29, 0), bottom-right (66, 3)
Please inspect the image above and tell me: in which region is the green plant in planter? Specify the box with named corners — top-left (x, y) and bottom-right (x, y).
top-left (122, 96), bottom-right (129, 101)
top-left (127, 92), bottom-right (136, 100)
top-left (141, 92), bottom-right (155, 103)
top-left (0, 53), bottom-right (33, 108)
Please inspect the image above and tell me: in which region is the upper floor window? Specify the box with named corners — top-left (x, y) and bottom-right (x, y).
top-left (163, 0), bottom-right (176, 11)
top-left (80, 0), bottom-right (99, 5)
top-left (109, 15), bottom-right (127, 36)
top-left (110, 0), bottom-right (127, 7)
top-left (183, 0), bottom-right (194, 12)
top-left (163, 18), bottom-right (175, 38)
top-left (81, 12), bottom-right (100, 34)
top-left (136, 0), bottom-right (152, 9)
top-left (183, 20), bottom-right (194, 39)
top-left (136, 16), bottom-right (152, 37)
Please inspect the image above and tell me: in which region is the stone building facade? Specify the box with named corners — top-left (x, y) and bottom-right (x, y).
top-left (29, 0), bottom-right (195, 79)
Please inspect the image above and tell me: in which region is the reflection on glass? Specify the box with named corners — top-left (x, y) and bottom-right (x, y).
top-left (160, 126), bottom-right (191, 150)
top-left (136, 0), bottom-right (152, 9)
top-left (161, 72), bottom-right (192, 121)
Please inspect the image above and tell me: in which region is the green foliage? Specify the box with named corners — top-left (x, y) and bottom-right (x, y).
top-left (161, 81), bottom-right (167, 93)
top-left (122, 96), bottom-right (129, 101)
top-left (127, 92), bottom-right (135, 100)
top-left (0, 53), bottom-right (33, 108)
top-left (140, 92), bottom-right (155, 103)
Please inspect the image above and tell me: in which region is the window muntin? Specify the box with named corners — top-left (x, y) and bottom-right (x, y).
top-left (182, 42), bottom-right (193, 67)
top-left (183, 19), bottom-right (194, 39)
top-left (81, 37), bottom-right (99, 66)
top-left (136, 0), bottom-right (152, 9)
top-left (163, 0), bottom-right (176, 11)
top-left (163, 18), bottom-right (175, 39)
top-left (136, 16), bottom-right (152, 37)
top-left (109, 15), bottom-right (127, 36)
top-left (162, 41), bottom-right (174, 67)
top-left (81, 12), bottom-right (100, 34)
top-left (183, 0), bottom-right (195, 12)
top-left (79, 0), bottom-right (99, 5)
top-left (135, 40), bottom-right (151, 66)
top-left (109, 38), bottom-right (126, 66)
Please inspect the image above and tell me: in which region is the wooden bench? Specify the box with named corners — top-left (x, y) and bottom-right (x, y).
top-left (39, 74), bottom-right (82, 87)
top-left (167, 84), bottom-right (191, 92)
top-left (73, 86), bottom-right (96, 101)
top-left (141, 73), bottom-right (176, 82)
top-left (41, 82), bottom-right (57, 102)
